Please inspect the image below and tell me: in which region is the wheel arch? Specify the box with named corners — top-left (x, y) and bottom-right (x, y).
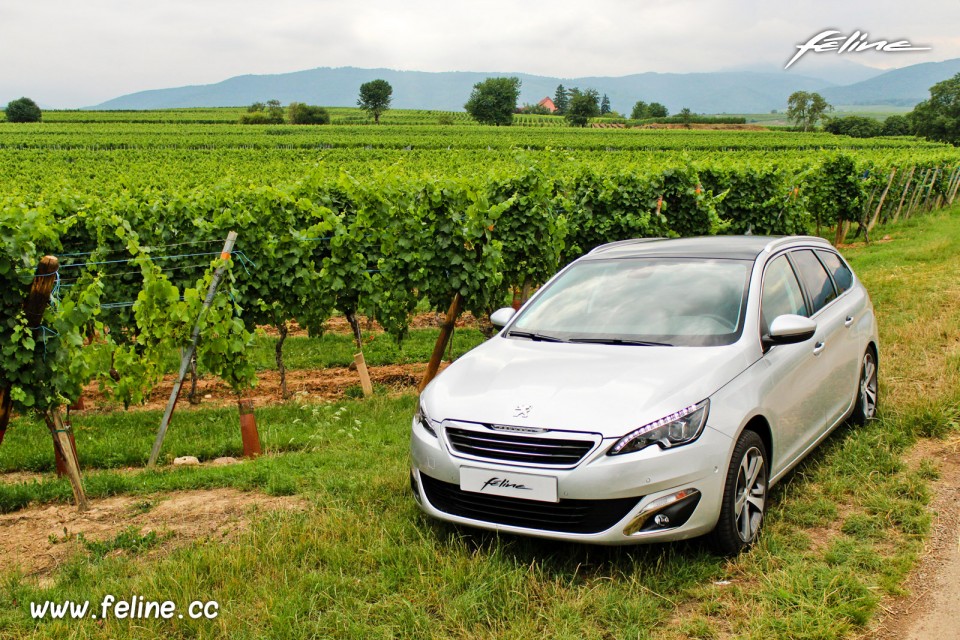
top-left (740, 414), bottom-right (773, 465)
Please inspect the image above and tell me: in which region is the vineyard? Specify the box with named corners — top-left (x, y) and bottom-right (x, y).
top-left (3, 115), bottom-right (960, 449)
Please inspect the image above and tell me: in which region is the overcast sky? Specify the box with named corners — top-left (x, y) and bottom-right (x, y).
top-left (1, 0), bottom-right (957, 108)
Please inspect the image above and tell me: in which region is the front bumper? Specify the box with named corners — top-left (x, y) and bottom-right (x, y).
top-left (410, 418), bottom-right (732, 545)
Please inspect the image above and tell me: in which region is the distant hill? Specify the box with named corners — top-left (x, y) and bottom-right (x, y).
top-left (90, 59), bottom-right (960, 114)
top-left (820, 58), bottom-right (960, 106)
top-left (91, 67), bottom-right (832, 115)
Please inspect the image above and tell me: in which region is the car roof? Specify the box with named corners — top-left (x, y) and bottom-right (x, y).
top-left (583, 235), bottom-right (831, 261)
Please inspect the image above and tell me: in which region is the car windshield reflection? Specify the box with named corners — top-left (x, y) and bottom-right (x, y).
top-left (509, 258), bottom-right (751, 347)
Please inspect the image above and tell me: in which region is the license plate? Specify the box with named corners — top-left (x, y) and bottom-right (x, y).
top-left (460, 467), bottom-right (558, 503)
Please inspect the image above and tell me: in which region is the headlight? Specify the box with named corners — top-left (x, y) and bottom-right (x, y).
top-left (608, 400), bottom-right (709, 455)
top-left (415, 399), bottom-right (437, 438)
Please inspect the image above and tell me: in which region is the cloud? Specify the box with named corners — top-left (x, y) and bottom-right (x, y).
top-left (1, 0), bottom-right (957, 107)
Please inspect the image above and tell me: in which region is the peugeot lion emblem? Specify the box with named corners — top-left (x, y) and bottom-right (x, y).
top-left (513, 404), bottom-right (532, 419)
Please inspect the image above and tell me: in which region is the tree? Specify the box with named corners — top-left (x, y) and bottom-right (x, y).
top-left (909, 72), bottom-right (960, 146)
top-left (5, 97), bottom-right (41, 123)
top-left (648, 102), bottom-right (669, 118)
top-left (600, 94), bottom-right (611, 115)
top-left (824, 115), bottom-right (882, 138)
top-left (554, 84), bottom-right (569, 114)
top-left (631, 100), bottom-right (649, 120)
top-left (881, 114), bottom-right (912, 137)
top-left (464, 77), bottom-right (521, 126)
top-left (288, 102), bottom-right (331, 125)
top-left (786, 91), bottom-right (832, 131)
top-left (358, 79), bottom-right (393, 124)
top-left (565, 88), bottom-right (600, 127)
top-left (678, 107), bottom-right (694, 125)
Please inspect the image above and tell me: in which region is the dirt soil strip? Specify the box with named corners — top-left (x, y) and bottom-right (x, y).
top-left (261, 312), bottom-right (482, 338)
top-left (0, 489), bottom-right (307, 579)
top-left (80, 362), bottom-right (449, 413)
top-left (861, 435), bottom-right (960, 640)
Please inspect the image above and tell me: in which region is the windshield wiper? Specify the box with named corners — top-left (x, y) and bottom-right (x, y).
top-left (506, 330), bottom-right (568, 343)
top-left (568, 337), bottom-right (674, 347)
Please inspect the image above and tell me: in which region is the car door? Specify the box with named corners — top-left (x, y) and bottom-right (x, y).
top-left (815, 249), bottom-right (867, 422)
top-left (788, 249), bottom-right (855, 446)
top-left (756, 253), bottom-right (822, 472)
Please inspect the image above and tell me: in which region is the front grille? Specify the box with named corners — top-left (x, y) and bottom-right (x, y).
top-left (420, 474), bottom-right (641, 534)
top-left (445, 427), bottom-right (595, 466)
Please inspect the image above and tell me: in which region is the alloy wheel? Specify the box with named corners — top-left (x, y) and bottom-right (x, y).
top-left (734, 446), bottom-right (766, 542)
top-left (860, 352), bottom-right (878, 420)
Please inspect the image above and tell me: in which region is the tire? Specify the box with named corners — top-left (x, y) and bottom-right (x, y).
top-left (851, 348), bottom-right (878, 426)
top-left (709, 430), bottom-right (768, 555)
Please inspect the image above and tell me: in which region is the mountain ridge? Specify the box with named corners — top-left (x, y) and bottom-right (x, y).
top-left (90, 59), bottom-right (960, 114)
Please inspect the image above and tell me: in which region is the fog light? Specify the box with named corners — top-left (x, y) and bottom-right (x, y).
top-left (623, 488), bottom-right (701, 536)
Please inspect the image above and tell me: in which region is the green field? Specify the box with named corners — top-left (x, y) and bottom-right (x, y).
top-left (2, 107), bottom-right (960, 639)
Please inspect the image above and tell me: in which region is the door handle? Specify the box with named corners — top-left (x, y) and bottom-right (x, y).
top-left (844, 316), bottom-right (854, 327)
top-left (813, 341), bottom-right (826, 356)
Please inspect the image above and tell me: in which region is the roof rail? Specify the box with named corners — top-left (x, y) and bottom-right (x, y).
top-left (762, 235), bottom-right (829, 254)
top-left (588, 238), bottom-right (666, 255)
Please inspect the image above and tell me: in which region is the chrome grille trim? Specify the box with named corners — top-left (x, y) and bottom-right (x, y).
top-left (443, 422), bottom-right (600, 468)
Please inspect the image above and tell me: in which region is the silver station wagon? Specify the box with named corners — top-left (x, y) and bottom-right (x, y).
top-left (410, 236), bottom-right (879, 553)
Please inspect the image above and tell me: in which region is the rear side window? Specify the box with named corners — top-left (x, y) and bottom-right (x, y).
top-left (816, 250), bottom-right (854, 294)
top-left (790, 250), bottom-right (837, 314)
top-left (760, 255), bottom-right (808, 335)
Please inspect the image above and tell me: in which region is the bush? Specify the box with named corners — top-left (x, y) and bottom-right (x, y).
top-left (881, 114), bottom-right (912, 136)
top-left (5, 97), bottom-right (42, 123)
top-left (824, 116), bottom-right (883, 138)
top-left (287, 102), bottom-right (330, 125)
top-left (238, 111), bottom-right (281, 125)
top-left (239, 100), bottom-right (284, 124)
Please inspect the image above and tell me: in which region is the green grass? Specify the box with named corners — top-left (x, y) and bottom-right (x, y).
top-left (3, 205), bottom-right (960, 638)
top-left (246, 327), bottom-right (487, 371)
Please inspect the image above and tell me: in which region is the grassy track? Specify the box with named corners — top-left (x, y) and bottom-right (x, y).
top-left (2, 206), bottom-right (960, 638)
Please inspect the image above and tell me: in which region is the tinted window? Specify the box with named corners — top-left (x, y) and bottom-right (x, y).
top-left (760, 255), bottom-right (807, 334)
top-left (790, 250), bottom-right (837, 314)
top-left (816, 250), bottom-right (853, 294)
top-left (510, 258), bottom-right (751, 346)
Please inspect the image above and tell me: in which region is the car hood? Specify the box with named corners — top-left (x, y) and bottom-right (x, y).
top-left (423, 336), bottom-right (754, 438)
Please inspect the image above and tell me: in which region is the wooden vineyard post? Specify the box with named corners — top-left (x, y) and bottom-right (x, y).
top-left (921, 168), bottom-right (940, 212)
top-left (867, 168), bottom-right (897, 233)
top-left (906, 168), bottom-right (931, 219)
top-left (19, 255), bottom-right (89, 510)
top-left (949, 165), bottom-right (960, 204)
top-left (148, 231), bottom-right (238, 467)
top-left (419, 293), bottom-right (463, 392)
top-left (353, 352), bottom-right (374, 397)
top-left (238, 399), bottom-right (261, 458)
top-left (892, 166), bottom-right (916, 222)
top-left (46, 412), bottom-right (80, 479)
top-left (47, 410), bottom-right (88, 511)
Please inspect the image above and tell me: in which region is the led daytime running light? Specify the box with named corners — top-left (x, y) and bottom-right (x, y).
top-left (610, 403), bottom-right (700, 454)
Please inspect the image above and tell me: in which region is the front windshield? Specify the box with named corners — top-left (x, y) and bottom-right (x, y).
top-left (509, 257), bottom-right (752, 347)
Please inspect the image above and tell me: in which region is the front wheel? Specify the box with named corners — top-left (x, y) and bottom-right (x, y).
top-left (709, 430), bottom-right (768, 555)
top-left (851, 349), bottom-right (878, 426)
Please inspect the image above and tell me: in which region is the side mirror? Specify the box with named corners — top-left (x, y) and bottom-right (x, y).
top-left (490, 307), bottom-right (517, 329)
top-left (763, 314), bottom-right (817, 349)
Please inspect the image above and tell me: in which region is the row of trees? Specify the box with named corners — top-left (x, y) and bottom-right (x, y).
top-left (238, 80), bottom-right (395, 126)
top-left (791, 72), bottom-right (959, 146)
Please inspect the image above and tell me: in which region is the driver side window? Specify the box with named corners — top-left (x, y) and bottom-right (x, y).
top-left (760, 255), bottom-right (808, 336)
